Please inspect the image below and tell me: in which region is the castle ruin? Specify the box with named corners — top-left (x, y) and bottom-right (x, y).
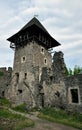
top-left (0, 17), bottom-right (82, 112)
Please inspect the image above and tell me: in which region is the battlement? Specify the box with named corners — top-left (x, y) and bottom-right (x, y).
top-left (0, 67), bottom-right (12, 74)
top-left (0, 67), bottom-right (12, 98)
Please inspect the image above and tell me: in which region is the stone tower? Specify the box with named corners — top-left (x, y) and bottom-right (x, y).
top-left (7, 17), bottom-right (60, 108)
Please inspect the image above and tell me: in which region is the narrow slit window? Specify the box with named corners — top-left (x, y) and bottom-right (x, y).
top-left (21, 56), bottom-right (26, 63)
top-left (41, 47), bottom-right (44, 54)
top-left (24, 73), bottom-right (27, 79)
top-left (44, 58), bottom-right (47, 65)
top-left (2, 91), bottom-right (5, 97)
top-left (23, 57), bottom-right (25, 61)
top-left (45, 59), bottom-right (46, 63)
top-left (15, 73), bottom-right (19, 84)
top-left (42, 48), bottom-right (44, 52)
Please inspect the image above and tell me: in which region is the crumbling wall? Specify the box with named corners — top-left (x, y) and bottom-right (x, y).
top-left (8, 41), bottom-right (52, 107)
top-left (8, 66), bottom-right (40, 108)
top-left (0, 50), bottom-right (82, 113)
top-left (65, 74), bottom-right (82, 113)
top-left (40, 51), bottom-right (67, 109)
top-left (42, 81), bottom-right (66, 108)
top-left (52, 51), bottom-right (67, 81)
top-left (0, 67), bottom-right (12, 98)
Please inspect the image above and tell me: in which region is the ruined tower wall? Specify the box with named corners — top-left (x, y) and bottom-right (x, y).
top-left (13, 41), bottom-right (52, 81)
top-left (0, 67), bottom-right (12, 98)
top-left (0, 51), bottom-right (82, 112)
top-left (52, 51), bottom-right (67, 81)
top-left (40, 52), bottom-right (67, 108)
top-left (8, 41), bottom-right (52, 107)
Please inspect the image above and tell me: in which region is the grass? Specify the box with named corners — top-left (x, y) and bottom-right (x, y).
top-left (0, 71), bottom-right (4, 76)
top-left (0, 98), bottom-right (11, 107)
top-left (12, 104), bottom-right (40, 113)
top-left (38, 107), bottom-right (82, 129)
top-left (12, 104), bottom-right (28, 113)
top-left (0, 107), bottom-right (34, 130)
top-left (0, 98), bottom-right (34, 130)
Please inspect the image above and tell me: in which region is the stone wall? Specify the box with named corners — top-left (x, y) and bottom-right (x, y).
top-left (52, 51), bottom-right (67, 81)
top-left (40, 51), bottom-right (67, 109)
top-left (65, 74), bottom-right (82, 113)
top-left (0, 67), bottom-right (12, 98)
top-left (0, 50), bottom-right (82, 113)
top-left (7, 41), bottom-right (52, 107)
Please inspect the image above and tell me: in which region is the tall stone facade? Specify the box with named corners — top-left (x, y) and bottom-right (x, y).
top-left (8, 41), bottom-right (52, 107)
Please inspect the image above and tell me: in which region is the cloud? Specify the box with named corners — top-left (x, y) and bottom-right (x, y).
top-left (21, 7), bottom-right (39, 16)
top-left (0, 0), bottom-right (82, 69)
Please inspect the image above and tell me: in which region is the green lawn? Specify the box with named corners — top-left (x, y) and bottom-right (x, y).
top-left (38, 107), bottom-right (82, 129)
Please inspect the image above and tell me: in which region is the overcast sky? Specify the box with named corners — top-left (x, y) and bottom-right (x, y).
top-left (0, 0), bottom-right (82, 69)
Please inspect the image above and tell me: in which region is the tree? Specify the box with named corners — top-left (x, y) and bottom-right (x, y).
top-left (68, 68), bottom-right (73, 76)
top-left (73, 65), bottom-right (82, 75)
top-left (65, 66), bottom-right (69, 76)
top-left (65, 65), bottom-right (82, 76)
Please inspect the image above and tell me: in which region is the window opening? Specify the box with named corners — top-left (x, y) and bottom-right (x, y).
top-left (41, 47), bottom-right (44, 54)
top-left (24, 73), bottom-right (27, 79)
top-left (2, 91), bottom-right (5, 97)
top-left (70, 89), bottom-right (79, 103)
top-left (21, 56), bottom-right (26, 63)
top-left (23, 57), bottom-right (25, 61)
top-left (41, 93), bottom-right (44, 107)
top-left (44, 58), bottom-right (47, 64)
top-left (42, 48), bottom-right (44, 52)
top-left (18, 89), bottom-right (22, 94)
top-left (15, 73), bottom-right (19, 84)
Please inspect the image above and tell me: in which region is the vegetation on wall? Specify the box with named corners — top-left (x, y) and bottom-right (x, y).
top-left (0, 98), bottom-right (11, 107)
top-left (65, 65), bottom-right (82, 76)
top-left (0, 71), bottom-right (4, 76)
top-left (12, 104), bottom-right (28, 113)
top-left (39, 107), bottom-right (82, 129)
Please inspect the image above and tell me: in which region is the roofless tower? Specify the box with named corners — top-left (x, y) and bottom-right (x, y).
top-left (7, 17), bottom-right (60, 107)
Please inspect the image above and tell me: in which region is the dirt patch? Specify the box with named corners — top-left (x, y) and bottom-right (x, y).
top-left (0, 118), bottom-right (15, 130)
top-left (22, 113), bottom-right (79, 130)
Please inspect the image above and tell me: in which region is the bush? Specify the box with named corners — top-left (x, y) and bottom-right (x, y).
top-left (0, 98), bottom-right (11, 107)
top-left (0, 71), bottom-right (4, 76)
top-left (12, 104), bottom-right (28, 113)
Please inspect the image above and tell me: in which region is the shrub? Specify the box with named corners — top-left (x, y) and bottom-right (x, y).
top-left (0, 71), bottom-right (4, 76)
top-left (12, 104), bottom-right (28, 113)
top-left (0, 98), bottom-right (11, 107)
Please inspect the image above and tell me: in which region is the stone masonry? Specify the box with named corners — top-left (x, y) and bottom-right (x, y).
top-left (0, 51), bottom-right (82, 112)
top-left (0, 67), bottom-right (12, 98)
top-left (0, 17), bottom-right (82, 113)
